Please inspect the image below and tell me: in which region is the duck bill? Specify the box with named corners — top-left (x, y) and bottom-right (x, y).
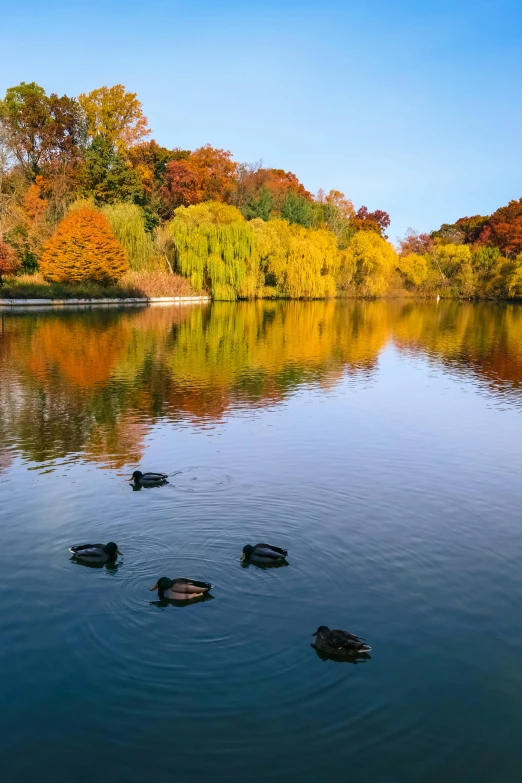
top-left (116, 549), bottom-right (122, 556)
top-left (150, 584), bottom-right (158, 591)
top-left (240, 553), bottom-right (246, 560)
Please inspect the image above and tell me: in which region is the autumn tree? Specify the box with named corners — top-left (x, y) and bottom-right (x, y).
top-left (234, 164), bottom-right (312, 217)
top-left (189, 145), bottom-right (237, 202)
top-left (431, 215), bottom-right (489, 246)
top-left (430, 223), bottom-right (465, 245)
top-left (455, 215), bottom-right (489, 244)
top-left (0, 231), bottom-right (20, 284)
top-left (160, 160), bottom-right (200, 215)
top-left (487, 198), bottom-right (522, 256)
top-left (253, 219), bottom-right (340, 298)
top-left (351, 206), bottom-right (391, 238)
top-left (317, 189), bottom-right (355, 239)
top-left (346, 230), bottom-right (397, 296)
top-left (40, 207), bottom-right (128, 284)
top-left (399, 228), bottom-right (434, 256)
top-left (168, 202), bottom-right (254, 299)
top-left (397, 253), bottom-right (431, 289)
top-left (0, 82), bottom-right (86, 181)
top-left (262, 168), bottom-right (311, 206)
top-left (79, 85), bottom-right (150, 154)
top-left (101, 202), bottom-right (157, 272)
top-left (127, 140), bottom-right (190, 215)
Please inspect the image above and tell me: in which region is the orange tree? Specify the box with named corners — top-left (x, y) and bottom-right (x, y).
top-left (39, 208), bottom-right (128, 284)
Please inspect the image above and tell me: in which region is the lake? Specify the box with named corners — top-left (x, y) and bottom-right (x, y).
top-left (1, 299), bottom-right (522, 782)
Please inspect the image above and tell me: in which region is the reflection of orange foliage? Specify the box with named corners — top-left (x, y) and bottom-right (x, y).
top-left (5, 300), bottom-right (522, 470)
top-left (84, 417), bottom-right (148, 469)
top-left (26, 317), bottom-right (128, 387)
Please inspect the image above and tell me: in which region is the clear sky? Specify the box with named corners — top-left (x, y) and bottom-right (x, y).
top-left (1, 0), bottom-right (521, 240)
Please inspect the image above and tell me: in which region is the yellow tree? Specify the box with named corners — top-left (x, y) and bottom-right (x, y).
top-left (432, 242), bottom-right (472, 279)
top-left (78, 85), bottom-right (150, 153)
top-left (346, 230), bottom-right (397, 296)
top-left (253, 219), bottom-right (341, 298)
top-left (397, 253), bottom-right (430, 288)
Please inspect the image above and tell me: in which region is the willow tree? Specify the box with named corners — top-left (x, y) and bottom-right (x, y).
top-left (345, 230), bottom-right (397, 297)
top-left (167, 202), bottom-right (260, 300)
top-left (101, 202), bottom-right (158, 272)
top-left (397, 252), bottom-right (431, 289)
top-left (252, 219), bottom-right (341, 298)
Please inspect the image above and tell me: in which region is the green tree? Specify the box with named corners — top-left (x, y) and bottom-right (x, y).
top-left (244, 186), bottom-right (275, 221)
top-left (81, 136), bottom-right (143, 205)
top-left (281, 191), bottom-right (315, 227)
top-left (167, 202), bottom-right (255, 300)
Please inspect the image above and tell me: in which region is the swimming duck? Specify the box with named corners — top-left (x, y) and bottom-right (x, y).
top-left (312, 626), bottom-right (371, 655)
top-left (150, 577), bottom-right (213, 600)
top-left (131, 470), bottom-right (168, 486)
top-left (69, 542), bottom-right (121, 564)
top-left (242, 543), bottom-right (288, 563)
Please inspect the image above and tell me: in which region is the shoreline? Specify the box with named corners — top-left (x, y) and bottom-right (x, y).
top-left (0, 295), bottom-right (210, 309)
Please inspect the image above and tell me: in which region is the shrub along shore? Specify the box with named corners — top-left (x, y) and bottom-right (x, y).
top-left (2, 81), bottom-right (522, 301)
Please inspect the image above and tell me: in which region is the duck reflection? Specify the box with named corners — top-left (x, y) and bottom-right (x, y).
top-left (311, 645), bottom-right (371, 664)
top-left (240, 558), bottom-right (289, 570)
top-left (69, 558), bottom-right (120, 574)
top-left (150, 593), bottom-right (215, 609)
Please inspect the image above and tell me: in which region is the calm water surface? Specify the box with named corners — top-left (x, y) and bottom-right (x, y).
top-left (1, 300), bottom-right (522, 782)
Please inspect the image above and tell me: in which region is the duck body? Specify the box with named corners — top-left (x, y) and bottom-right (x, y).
top-left (69, 542), bottom-right (121, 564)
top-left (242, 543), bottom-right (288, 563)
top-left (150, 577), bottom-right (213, 600)
top-left (312, 626), bottom-right (371, 656)
top-left (131, 470), bottom-right (168, 486)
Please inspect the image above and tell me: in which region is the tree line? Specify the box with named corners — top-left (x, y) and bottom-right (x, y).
top-left (1, 81), bottom-right (521, 299)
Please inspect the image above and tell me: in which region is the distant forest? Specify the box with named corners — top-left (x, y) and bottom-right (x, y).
top-left (1, 81), bottom-right (522, 299)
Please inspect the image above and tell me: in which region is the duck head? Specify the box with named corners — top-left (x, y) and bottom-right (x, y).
top-left (150, 577), bottom-right (173, 594)
top-left (104, 542), bottom-right (122, 556)
top-left (242, 544), bottom-right (254, 560)
top-left (312, 625), bottom-right (330, 638)
top-left (131, 470), bottom-right (143, 482)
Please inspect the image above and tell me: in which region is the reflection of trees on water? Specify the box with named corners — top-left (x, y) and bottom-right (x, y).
top-left (391, 301), bottom-right (522, 397)
top-left (1, 300), bottom-right (522, 468)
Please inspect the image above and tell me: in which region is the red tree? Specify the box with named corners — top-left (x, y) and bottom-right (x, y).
top-left (160, 160), bottom-right (200, 215)
top-left (0, 234), bottom-right (20, 285)
top-left (352, 206), bottom-right (391, 237)
top-left (487, 198), bottom-right (522, 255)
top-left (399, 228), bottom-right (434, 256)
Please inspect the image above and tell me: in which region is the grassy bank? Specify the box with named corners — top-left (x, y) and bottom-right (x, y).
top-left (0, 272), bottom-right (199, 299)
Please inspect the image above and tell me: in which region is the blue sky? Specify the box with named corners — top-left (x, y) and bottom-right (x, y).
top-left (1, 0), bottom-right (521, 240)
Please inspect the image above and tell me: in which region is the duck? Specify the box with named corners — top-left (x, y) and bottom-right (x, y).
top-left (242, 543), bottom-right (288, 563)
top-left (150, 577), bottom-right (213, 600)
top-left (69, 542), bottom-right (121, 563)
top-left (312, 626), bottom-right (371, 655)
top-left (131, 470), bottom-right (168, 486)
